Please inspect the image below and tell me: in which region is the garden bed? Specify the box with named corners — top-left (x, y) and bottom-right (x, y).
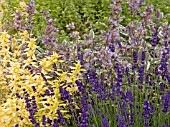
top-left (0, 0), bottom-right (169, 127)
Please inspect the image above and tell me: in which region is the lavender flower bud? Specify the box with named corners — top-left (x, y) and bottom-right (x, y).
top-left (156, 9), bottom-right (160, 19)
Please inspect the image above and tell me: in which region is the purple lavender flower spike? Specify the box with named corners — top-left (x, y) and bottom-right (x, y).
top-left (57, 109), bottom-right (66, 126)
top-left (143, 100), bottom-right (151, 126)
top-left (144, 122), bottom-right (149, 127)
top-left (42, 115), bottom-right (46, 126)
top-left (133, 51), bottom-right (138, 64)
top-left (59, 87), bottom-right (73, 103)
top-left (160, 82), bottom-right (165, 92)
top-left (101, 114), bottom-right (109, 127)
top-left (162, 91), bottom-right (170, 113)
top-left (116, 113), bottom-right (127, 127)
top-left (155, 67), bottom-right (159, 75)
top-left (16, 93), bottom-right (21, 99)
top-left (75, 80), bottom-right (85, 95)
top-left (152, 32), bottom-right (158, 47)
top-left (41, 73), bottom-right (47, 82)
top-left (79, 96), bottom-right (89, 127)
top-left (29, 114), bottom-right (37, 125)
top-left (141, 51), bottom-right (145, 64)
top-left (47, 118), bottom-right (52, 126)
top-left (126, 90), bottom-right (134, 102)
top-left (31, 86), bottom-right (36, 92)
top-left (138, 66), bottom-right (145, 84)
top-left (32, 96), bottom-right (37, 114)
top-left (53, 119), bottom-right (59, 127)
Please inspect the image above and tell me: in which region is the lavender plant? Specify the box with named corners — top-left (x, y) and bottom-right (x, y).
top-left (0, 0), bottom-right (170, 127)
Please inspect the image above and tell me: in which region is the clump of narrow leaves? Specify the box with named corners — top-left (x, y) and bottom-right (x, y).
top-left (0, 31), bottom-right (84, 126)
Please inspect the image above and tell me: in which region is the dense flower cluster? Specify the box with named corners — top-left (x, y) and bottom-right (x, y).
top-left (0, 0), bottom-right (170, 127)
